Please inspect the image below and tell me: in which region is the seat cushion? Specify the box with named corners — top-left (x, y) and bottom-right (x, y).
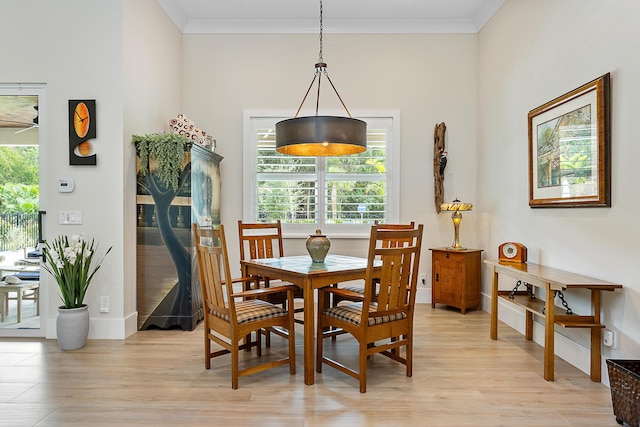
top-left (3, 272), bottom-right (40, 281)
top-left (213, 299), bottom-right (287, 324)
top-left (341, 285), bottom-right (365, 294)
top-left (323, 302), bottom-right (407, 326)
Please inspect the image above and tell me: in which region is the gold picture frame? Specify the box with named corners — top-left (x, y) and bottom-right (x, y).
top-left (528, 73), bottom-right (610, 208)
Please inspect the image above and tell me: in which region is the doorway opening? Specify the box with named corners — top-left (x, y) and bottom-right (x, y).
top-left (0, 84), bottom-right (45, 336)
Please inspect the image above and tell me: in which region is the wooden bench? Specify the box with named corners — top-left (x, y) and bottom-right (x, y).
top-left (485, 259), bottom-right (622, 382)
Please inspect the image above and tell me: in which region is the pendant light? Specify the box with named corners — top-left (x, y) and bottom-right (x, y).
top-left (276, 0), bottom-right (367, 156)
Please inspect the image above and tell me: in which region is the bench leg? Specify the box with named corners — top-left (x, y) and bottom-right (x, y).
top-left (590, 290), bottom-right (602, 382)
top-left (543, 283), bottom-right (555, 381)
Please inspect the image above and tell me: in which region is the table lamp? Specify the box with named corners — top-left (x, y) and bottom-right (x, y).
top-left (440, 198), bottom-right (473, 250)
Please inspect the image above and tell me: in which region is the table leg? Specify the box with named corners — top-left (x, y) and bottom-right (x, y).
top-left (590, 290), bottom-right (602, 382)
top-left (17, 289), bottom-right (23, 323)
top-left (490, 268), bottom-right (498, 340)
top-left (544, 282), bottom-right (555, 381)
top-left (303, 278), bottom-right (315, 385)
top-left (0, 291), bottom-right (6, 322)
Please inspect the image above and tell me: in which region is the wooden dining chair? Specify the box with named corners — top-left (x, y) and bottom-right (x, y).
top-left (316, 224), bottom-right (423, 393)
top-left (238, 220), bottom-right (305, 341)
top-left (332, 221), bottom-right (416, 306)
top-left (193, 223), bottom-right (297, 389)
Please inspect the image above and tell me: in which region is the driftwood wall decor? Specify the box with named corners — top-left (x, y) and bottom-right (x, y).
top-left (433, 122), bottom-right (447, 213)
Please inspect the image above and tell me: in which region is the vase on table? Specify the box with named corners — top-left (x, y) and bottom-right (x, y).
top-left (306, 229), bottom-right (330, 263)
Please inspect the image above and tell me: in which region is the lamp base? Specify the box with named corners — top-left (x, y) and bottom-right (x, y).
top-left (446, 245), bottom-right (467, 251)
top-left (448, 211), bottom-right (466, 251)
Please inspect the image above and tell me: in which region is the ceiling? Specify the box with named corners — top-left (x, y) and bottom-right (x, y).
top-left (157, 0), bottom-right (505, 34)
top-left (0, 1), bottom-right (504, 131)
top-left (0, 96), bottom-right (38, 129)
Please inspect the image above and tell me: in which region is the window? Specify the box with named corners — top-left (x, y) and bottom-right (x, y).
top-left (243, 111), bottom-right (399, 236)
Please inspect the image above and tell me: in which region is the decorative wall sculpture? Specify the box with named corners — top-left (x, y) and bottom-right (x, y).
top-left (433, 122), bottom-right (447, 213)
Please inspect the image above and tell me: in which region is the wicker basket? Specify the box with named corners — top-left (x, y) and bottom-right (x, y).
top-left (607, 359), bottom-right (640, 427)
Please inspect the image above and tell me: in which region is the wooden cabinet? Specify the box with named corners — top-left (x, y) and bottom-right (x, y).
top-left (430, 248), bottom-right (482, 314)
top-left (136, 143), bottom-right (222, 331)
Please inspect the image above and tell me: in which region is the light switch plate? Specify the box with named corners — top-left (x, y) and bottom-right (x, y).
top-left (59, 211), bottom-right (83, 225)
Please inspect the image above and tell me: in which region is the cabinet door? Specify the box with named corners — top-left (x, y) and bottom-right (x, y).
top-left (434, 254), bottom-right (462, 304)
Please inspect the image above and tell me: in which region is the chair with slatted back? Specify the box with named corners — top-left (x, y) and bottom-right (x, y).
top-left (332, 221), bottom-right (416, 306)
top-left (316, 224), bottom-right (423, 393)
top-left (193, 223), bottom-right (297, 389)
top-left (238, 220), bottom-right (305, 340)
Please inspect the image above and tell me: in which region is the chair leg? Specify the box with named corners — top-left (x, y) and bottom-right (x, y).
top-left (231, 338), bottom-right (239, 390)
top-left (204, 329), bottom-right (211, 369)
top-left (288, 321), bottom-right (296, 376)
top-left (406, 334), bottom-right (413, 377)
top-left (359, 341), bottom-right (368, 393)
top-left (256, 329), bottom-right (262, 357)
top-left (326, 286), bottom-right (341, 341)
top-left (316, 322), bottom-right (324, 373)
top-left (265, 328), bottom-right (271, 347)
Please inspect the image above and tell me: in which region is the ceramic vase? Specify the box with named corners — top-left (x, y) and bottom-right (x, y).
top-left (56, 305), bottom-right (90, 351)
top-left (306, 229), bottom-right (330, 263)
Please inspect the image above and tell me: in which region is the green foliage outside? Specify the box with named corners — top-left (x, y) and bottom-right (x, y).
top-left (0, 183), bottom-right (39, 213)
top-left (0, 146), bottom-right (39, 251)
top-left (257, 148), bottom-right (387, 223)
top-left (0, 146), bottom-right (38, 186)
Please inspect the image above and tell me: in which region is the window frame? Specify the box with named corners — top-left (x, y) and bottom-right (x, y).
top-left (243, 110), bottom-right (400, 238)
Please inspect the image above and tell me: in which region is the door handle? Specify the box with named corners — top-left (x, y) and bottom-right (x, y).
top-left (38, 210), bottom-right (46, 261)
top-left (38, 210), bottom-right (46, 243)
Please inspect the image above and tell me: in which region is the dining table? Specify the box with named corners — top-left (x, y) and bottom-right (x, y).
top-left (240, 254), bottom-right (377, 385)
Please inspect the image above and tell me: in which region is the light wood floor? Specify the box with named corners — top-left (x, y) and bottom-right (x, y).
top-left (0, 304), bottom-right (619, 426)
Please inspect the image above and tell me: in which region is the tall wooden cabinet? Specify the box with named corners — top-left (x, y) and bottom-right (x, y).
top-left (430, 248), bottom-right (483, 314)
top-left (136, 143), bottom-right (222, 331)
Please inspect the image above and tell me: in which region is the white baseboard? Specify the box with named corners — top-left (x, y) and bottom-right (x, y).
top-left (45, 315), bottom-right (134, 340)
top-left (415, 286), bottom-right (431, 304)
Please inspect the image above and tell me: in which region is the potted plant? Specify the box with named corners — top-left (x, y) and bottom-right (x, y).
top-left (42, 233), bottom-right (112, 350)
top-left (132, 132), bottom-right (193, 191)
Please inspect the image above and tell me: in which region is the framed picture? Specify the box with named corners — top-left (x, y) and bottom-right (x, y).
top-left (528, 73), bottom-right (610, 208)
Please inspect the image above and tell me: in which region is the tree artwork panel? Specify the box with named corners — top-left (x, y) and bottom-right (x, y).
top-left (536, 105), bottom-right (596, 196)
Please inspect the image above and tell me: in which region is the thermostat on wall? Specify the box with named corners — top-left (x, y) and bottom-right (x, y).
top-left (58, 178), bottom-right (75, 193)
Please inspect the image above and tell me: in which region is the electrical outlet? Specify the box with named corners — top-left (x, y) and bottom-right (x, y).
top-left (603, 329), bottom-right (616, 348)
top-left (100, 296), bottom-right (109, 313)
top-left (418, 273), bottom-right (427, 286)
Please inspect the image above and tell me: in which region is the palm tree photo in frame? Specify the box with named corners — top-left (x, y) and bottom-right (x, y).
top-left (528, 73), bottom-right (610, 208)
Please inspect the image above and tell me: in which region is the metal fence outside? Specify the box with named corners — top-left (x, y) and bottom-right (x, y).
top-left (0, 213), bottom-right (39, 252)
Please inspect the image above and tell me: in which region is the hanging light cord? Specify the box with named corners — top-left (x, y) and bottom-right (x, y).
top-left (294, 0), bottom-right (352, 119)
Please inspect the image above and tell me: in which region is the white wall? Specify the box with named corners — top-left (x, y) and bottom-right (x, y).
top-left (0, 0), bottom-right (183, 340)
top-left (1, 0), bottom-right (127, 338)
top-left (181, 33), bottom-right (480, 300)
top-left (123, 0), bottom-right (185, 336)
top-left (477, 0), bottom-right (640, 383)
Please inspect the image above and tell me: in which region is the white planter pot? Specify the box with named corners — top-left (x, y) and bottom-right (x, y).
top-left (56, 305), bottom-right (89, 351)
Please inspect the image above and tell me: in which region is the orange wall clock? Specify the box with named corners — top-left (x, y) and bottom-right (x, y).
top-left (68, 99), bottom-right (97, 165)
